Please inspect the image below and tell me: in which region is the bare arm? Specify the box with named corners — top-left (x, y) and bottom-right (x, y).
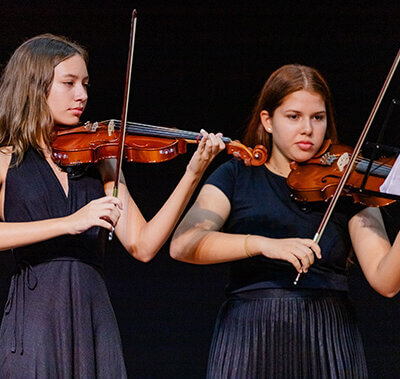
top-left (101, 131), bottom-right (226, 262)
top-left (0, 149), bottom-right (122, 251)
top-left (350, 207), bottom-right (400, 297)
top-left (0, 198), bottom-right (121, 251)
top-left (170, 184), bottom-right (320, 272)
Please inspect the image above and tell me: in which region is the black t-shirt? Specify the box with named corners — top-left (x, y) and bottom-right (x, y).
top-left (205, 159), bottom-right (364, 293)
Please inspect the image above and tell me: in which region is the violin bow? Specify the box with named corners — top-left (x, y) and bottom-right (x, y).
top-left (294, 47), bottom-right (400, 285)
top-left (109, 9), bottom-right (138, 240)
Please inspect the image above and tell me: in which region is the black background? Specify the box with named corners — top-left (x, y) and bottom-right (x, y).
top-left (1, 1), bottom-right (400, 377)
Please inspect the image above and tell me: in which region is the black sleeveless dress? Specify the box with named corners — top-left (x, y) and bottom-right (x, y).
top-left (0, 149), bottom-right (127, 378)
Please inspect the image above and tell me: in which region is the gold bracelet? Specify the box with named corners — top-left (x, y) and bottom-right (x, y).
top-left (244, 234), bottom-right (253, 258)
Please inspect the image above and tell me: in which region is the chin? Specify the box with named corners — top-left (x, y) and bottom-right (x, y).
top-left (293, 151), bottom-right (315, 162)
top-left (56, 118), bottom-right (80, 126)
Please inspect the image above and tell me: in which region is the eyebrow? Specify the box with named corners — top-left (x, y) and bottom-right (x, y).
top-left (285, 109), bottom-right (326, 113)
top-left (60, 74), bottom-right (89, 81)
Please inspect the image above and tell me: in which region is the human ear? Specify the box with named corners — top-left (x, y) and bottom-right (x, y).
top-left (260, 110), bottom-right (272, 133)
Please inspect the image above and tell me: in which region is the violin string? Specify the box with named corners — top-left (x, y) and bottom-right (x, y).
top-left (106, 119), bottom-right (232, 143)
top-left (353, 156), bottom-right (392, 175)
top-left (331, 153), bottom-right (393, 176)
top-left (128, 127), bottom-right (198, 139)
top-left (113, 119), bottom-right (203, 139)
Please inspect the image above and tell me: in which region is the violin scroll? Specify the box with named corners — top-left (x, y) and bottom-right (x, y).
top-left (226, 141), bottom-right (268, 166)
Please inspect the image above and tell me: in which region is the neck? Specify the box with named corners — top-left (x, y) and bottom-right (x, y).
top-left (266, 156), bottom-right (291, 177)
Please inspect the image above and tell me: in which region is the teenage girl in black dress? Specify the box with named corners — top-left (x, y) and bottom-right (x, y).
top-left (0, 34), bottom-right (225, 377)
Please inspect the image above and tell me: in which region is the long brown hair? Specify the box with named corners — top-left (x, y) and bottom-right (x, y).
top-left (243, 64), bottom-right (338, 153)
top-left (0, 34), bottom-right (88, 164)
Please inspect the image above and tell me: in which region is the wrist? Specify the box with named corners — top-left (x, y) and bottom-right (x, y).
top-left (59, 215), bottom-right (74, 235)
top-left (184, 165), bottom-right (203, 183)
top-left (185, 151), bottom-right (210, 179)
top-left (244, 234), bottom-right (260, 258)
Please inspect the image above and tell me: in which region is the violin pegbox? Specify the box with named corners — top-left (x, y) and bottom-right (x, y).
top-left (82, 121), bottom-right (100, 133)
top-left (320, 151), bottom-right (336, 166)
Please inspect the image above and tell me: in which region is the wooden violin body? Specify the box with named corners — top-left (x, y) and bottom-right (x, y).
top-left (287, 140), bottom-right (396, 207)
top-left (52, 120), bottom-right (268, 167)
top-left (53, 122), bottom-right (186, 165)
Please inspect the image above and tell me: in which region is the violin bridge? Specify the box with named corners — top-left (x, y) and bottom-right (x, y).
top-left (337, 152), bottom-right (350, 172)
top-left (108, 120), bottom-right (115, 136)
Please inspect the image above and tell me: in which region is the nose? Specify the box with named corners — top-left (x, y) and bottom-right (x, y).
top-left (74, 83), bottom-right (88, 103)
top-left (301, 117), bottom-right (313, 135)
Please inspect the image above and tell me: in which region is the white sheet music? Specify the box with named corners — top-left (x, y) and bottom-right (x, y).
top-left (380, 154), bottom-right (400, 195)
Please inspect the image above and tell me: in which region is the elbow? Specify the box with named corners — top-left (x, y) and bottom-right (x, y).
top-left (372, 284), bottom-right (400, 298)
top-left (377, 291), bottom-right (398, 299)
top-left (170, 232), bottom-right (196, 263)
top-left (170, 236), bottom-right (203, 264)
top-left (170, 227), bottom-right (208, 264)
top-left (127, 244), bottom-right (155, 263)
top-left (135, 253), bottom-right (154, 263)
top-left (169, 238), bottom-right (185, 261)
top-left (377, 289), bottom-right (399, 298)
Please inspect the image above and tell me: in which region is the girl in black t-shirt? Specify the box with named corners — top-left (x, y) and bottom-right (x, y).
top-left (171, 64), bottom-right (400, 378)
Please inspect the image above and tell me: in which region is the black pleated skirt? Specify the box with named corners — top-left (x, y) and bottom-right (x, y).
top-left (207, 289), bottom-right (367, 379)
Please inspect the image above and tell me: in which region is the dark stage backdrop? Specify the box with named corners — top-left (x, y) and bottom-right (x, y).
top-left (0, 1), bottom-right (400, 377)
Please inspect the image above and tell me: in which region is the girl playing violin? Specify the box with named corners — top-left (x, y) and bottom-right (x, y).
top-left (0, 34), bottom-right (224, 377)
top-left (170, 64), bottom-right (400, 378)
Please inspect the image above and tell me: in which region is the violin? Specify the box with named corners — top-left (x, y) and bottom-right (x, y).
top-left (52, 119), bottom-right (268, 167)
top-left (287, 139), bottom-right (397, 207)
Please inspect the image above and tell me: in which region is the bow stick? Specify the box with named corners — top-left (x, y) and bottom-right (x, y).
top-left (109, 9), bottom-right (138, 240)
